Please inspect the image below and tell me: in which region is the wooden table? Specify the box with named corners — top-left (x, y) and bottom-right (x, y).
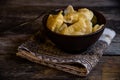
top-left (0, 0), bottom-right (120, 80)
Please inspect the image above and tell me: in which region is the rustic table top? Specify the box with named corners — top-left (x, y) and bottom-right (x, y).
top-left (0, 0), bottom-right (120, 80)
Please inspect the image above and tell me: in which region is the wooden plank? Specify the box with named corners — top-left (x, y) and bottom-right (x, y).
top-left (0, 34), bottom-right (30, 55)
top-left (102, 73), bottom-right (120, 80)
top-left (102, 56), bottom-right (120, 73)
top-left (0, 0), bottom-right (119, 7)
top-left (0, 55), bottom-right (79, 80)
top-left (101, 56), bottom-right (120, 80)
top-left (0, 55), bottom-right (120, 80)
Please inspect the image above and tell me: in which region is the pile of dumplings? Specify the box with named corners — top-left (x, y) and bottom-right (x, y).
top-left (47, 5), bottom-right (104, 35)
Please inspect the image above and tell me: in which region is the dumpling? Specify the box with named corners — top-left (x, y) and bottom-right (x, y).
top-left (47, 11), bottom-right (64, 31)
top-left (69, 18), bottom-right (92, 34)
top-left (56, 23), bottom-right (67, 33)
top-left (64, 5), bottom-right (76, 15)
top-left (69, 19), bottom-right (86, 32)
top-left (64, 5), bottom-right (78, 23)
top-left (60, 25), bottom-right (74, 35)
top-left (64, 12), bottom-right (79, 23)
top-left (84, 19), bottom-right (93, 34)
top-left (78, 8), bottom-right (93, 20)
top-left (93, 24), bottom-right (104, 32)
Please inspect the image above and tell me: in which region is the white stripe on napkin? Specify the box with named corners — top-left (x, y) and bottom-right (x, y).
top-left (99, 28), bottom-right (116, 45)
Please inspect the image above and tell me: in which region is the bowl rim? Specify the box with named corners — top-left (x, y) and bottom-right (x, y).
top-left (43, 8), bottom-right (106, 37)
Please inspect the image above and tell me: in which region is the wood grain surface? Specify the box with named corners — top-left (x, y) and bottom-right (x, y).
top-left (0, 0), bottom-right (120, 80)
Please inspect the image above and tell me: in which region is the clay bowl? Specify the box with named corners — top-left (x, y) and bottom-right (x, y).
top-left (42, 8), bottom-right (106, 53)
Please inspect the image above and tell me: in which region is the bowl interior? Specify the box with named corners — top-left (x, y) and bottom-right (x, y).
top-left (43, 8), bottom-right (106, 37)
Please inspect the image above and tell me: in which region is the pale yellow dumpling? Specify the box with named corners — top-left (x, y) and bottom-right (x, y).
top-left (93, 24), bottom-right (104, 32)
top-left (64, 5), bottom-right (76, 15)
top-left (69, 19), bottom-right (86, 32)
top-left (69, 18), bottom-right (92, 34)
top-left (60, 26), bottom-right (74, 35)
top-left (47, 11), bottom-right (64, 31)
top-left (64, 12), bottom-right (79, 23)
top-left (77, 13), bottom-right (87, 20)
top-left (84, 19), bottom-right (93, 34)
top-left (56, 23), bottom-right (67, 33)
top-left (60, 18), bottom-right (92, 35)
top-left (64, 5), bottom-right (78, 23)
top-left (78, 8), bottom-right (93, 20)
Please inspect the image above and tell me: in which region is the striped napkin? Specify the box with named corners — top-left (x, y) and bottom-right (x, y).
top-left (16, 28), bottom-right (116, 76)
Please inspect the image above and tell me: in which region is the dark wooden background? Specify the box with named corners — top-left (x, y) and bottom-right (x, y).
top-left (0, 0), bottom-right (120, 80)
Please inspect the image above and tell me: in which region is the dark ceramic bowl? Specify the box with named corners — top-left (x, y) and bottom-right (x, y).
top-left (42, 8), bottom-right (106, 53)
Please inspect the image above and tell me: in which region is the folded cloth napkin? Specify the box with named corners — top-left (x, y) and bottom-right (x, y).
top-left (16, 28), bottom-right (116, 76)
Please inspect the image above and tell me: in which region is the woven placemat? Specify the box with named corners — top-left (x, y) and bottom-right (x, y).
top-left (16, 28), bottom-right (116, 76)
